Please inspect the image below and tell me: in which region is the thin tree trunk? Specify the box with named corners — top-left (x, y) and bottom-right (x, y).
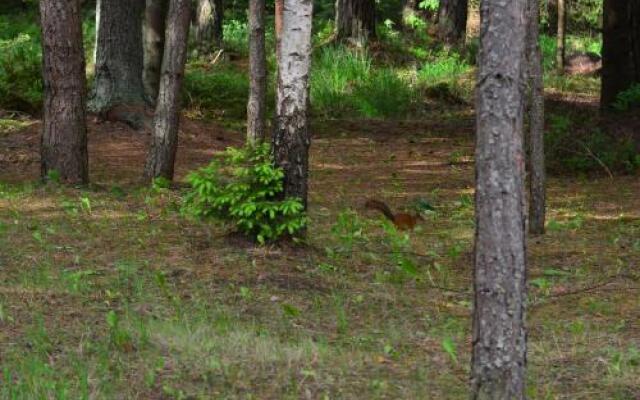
top-left (556, 0), bottom-right (566, 74)
top-left (144, 0), bottom-right (191, 181)
top-left (143, 0), bottom-right (168, 103)
top-left (601, 0), bottom-right (640, 108)
top-left (402, 0), bottom-right (418, 28)
top-left (194, 0), bottom-right (223, 53)
top-left (91, 0), bottom-right (147, 128)
top-left (39, 0), bottom-right (89, 184)
top-left (470, 0), bottom-right (527, 397)
top-left (272, 0), bottom-right (313, 209)
top-left (334, 0), bottom-right (375, 46)
top-left (437, 0), bottom-right (468, 44)
top-left (247, 0), bottom-right (267, 144)
top-left (527, 0), bottom-right (546, 234)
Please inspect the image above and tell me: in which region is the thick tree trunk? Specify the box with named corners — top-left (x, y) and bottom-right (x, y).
top-left (247, 0), bottom-right (267, 144)
top-left (470, 0), bottom-right (527, 398)
top-left (527, 0), bottom-right (546, 235)
top-left (437, 0), bottom-right (468, 44)
top-left (545, 0), bottom-right (558, 35)
top-left (334, 0), bottom-right (375, 46)
top-left (144, 0), bottom-right (191, 181)
top-left (272, 0), bottom-right (313, 209)
top-left (143, 0), bottom-right (168, 102)
top-left (194, 0), bottom-right (223, 52)
top-left (556, 0), bottom-right (566, 74)
top-left (39, 0), bottom-right (89, 184)
top-left (601, 0), bottom-right (640, 108)
top-left (91, 0), bottom-right (147, 128)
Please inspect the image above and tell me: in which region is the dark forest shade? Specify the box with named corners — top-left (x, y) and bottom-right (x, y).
top-left (144, 0), bottom-right (191, 181)
top-left (39, 0), bottom-right (89, 184)
top-left (334, 0), bottom-right (376, 45)
top-left (470, 0), bottom-right (528, 397)
top-left (437, 0), bottom-right (468, 44)
top-left (601, 0), bottom-right (640, 108)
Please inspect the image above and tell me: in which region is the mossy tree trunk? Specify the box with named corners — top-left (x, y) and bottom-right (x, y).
top-left (91, 0), bottom-right (147, 128)
top-left (39, 0), bottom-right (89, 184)
top-left (470, 0), bottom-right (528, 397)
top-left (144, 0), bottom-right (191, 181)
top-left (334, 0), bottom-right (375, 46)
top-left (194, 0), bottom-right (224, 53)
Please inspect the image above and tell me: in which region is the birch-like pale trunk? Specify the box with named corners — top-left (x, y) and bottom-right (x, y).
top-left (526, 0), bottom-right (546, 235)
top-left (247, 0), bottom-right (267, 144)
top-left (272, 0), bottom-right (313, 209)
top-left (144, 0), bottom-right (191, 181)
top-left (470, 0), bottom-right (528, 397)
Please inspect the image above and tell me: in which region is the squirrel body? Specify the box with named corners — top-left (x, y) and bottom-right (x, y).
top-left (364, 199), bottom-right (422, 230)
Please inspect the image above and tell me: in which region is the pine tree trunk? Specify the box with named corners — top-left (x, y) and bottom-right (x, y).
top-left (247, 0), bottom-right (267, 144)
top-left (194, 0), bottom-right (223, 52)
top-left (39, 0), bottom-right (89, 184)
top-left (334, 0), bottom-right (375, 46)
top-left (601, 0), bottom-right (640, 108)
top-left (470, 0), bottom-right (527, 397)
top-left (91, 0), bottom-right (147, 128)
top-left (144, 0), bottom-right (191, 181)
top-left (143, 0), bottom-right (167, 103)
top-left (437, 0), bottom-right (468, 44)
top-left (527, 0), bottom-right (546, 235)
top-left (556, 0), bottom-right (565, 74)
top-left (273, 0), bottom-right (313, 209)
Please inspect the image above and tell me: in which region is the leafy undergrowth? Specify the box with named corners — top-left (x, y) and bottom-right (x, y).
top-left (0, 111), bottom-right (639, 399)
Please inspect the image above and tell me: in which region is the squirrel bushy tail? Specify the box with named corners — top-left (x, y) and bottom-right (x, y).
top-left (364, 199), bottom-right (395, 222)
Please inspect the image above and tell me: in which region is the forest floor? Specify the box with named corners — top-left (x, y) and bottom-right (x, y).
top-left (0, 106), bottom-right (639, 399)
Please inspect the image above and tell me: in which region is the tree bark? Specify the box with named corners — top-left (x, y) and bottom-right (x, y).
top-left (39, 0), bottom-right (89, 184)
top-left (601, 0), bottom-right (640, 108)
top-left (91, 0), bottom-right (147, 128)
top-left (143, 0), bottom-right (168, 103)
top-left (470, 0), bottom-right (527, 398)
top-left (437, 0), bottom-right (468, 44)
top-left (144, 0), bottom-right (191, 181)
top-left (556, 0), bottom-right (566, 74)
top-left (247, 0), bottom-right (267, 144)
top-left (272, 0), bottom-right (313, 209)
top-left (334, 0), bottom-right (375, 46)
top-left (194, 0), bottom-right (223, 52)
top-left (527, 0), bottom-right (546, 235)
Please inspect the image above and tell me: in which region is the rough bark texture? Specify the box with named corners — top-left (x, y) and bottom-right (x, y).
top-left (272, 0), bottom-right (313, 209)
top-left (601, 0), bottom-right (640, 108)
top-left (470, 0), bottom-right (528, 398)
top-left (334, 0), bottom-right (375, 46)
top-left (143, 0), bottom-right (168, 103)
top-left (526, 0), bottom-right (546, 235)
top-left (39, 0), bottom-right (89, 184)
top-left (91, 0), bottom-right (146, 127)
top-left (144, 0), bottom-right (191, 181)
top-left (437, 0), bottom-right (468, 44)
top-left (555, 0), bottom-right (566, 74)
top-left (194, 0), bottom-right (223, 52)
top-left (247, 0), bottom-right (267, 144)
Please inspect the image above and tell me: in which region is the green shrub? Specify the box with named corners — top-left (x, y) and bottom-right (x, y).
top-left (612, 83), bottom-right (640, 112)
top-left (545, 114), bottom-right (640, 174)
top-left (0, 33), bottom-right (42, 112)
top-left (182, 144), bottom-right (307, 244)
top-left (353, 69), bottom-right (414, 118)
top-left (223, 20), bottom-right (249, 55)
top-left (183, 67), bottom-right (251, 119)
top-left (417, 52), bottom-right (470, 84)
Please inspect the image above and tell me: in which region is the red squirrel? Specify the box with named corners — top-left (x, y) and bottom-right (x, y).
top-left (364, 199), bottom-right (423, 230)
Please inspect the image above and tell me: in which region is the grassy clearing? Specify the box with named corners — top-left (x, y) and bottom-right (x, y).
top-left (1, 112), bottom-right (639, 398)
